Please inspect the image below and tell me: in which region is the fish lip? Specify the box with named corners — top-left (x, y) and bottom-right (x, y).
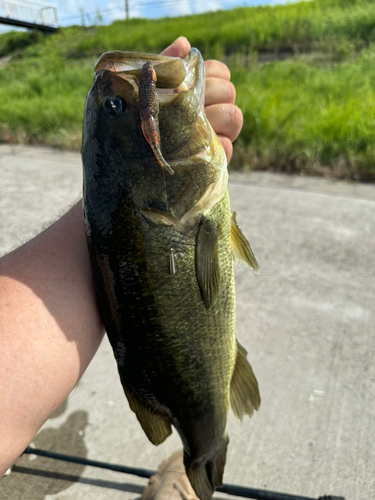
top-left (95, 50), bottom-right (173, 73)
top-left (94, 48), bottom-right (204, 100)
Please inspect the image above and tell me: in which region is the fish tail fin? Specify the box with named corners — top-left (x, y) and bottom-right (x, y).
top-left (230, 341), bottom-right (261, 420)
top-left (185, 436), bottom-right (228, 500)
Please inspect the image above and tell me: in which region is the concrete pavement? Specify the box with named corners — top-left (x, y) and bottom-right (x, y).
top-left (0, 145), bottom-right (374, 500)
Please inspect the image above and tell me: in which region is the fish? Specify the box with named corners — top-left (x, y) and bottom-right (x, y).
top-left (82, 47), bottom-right (260, 500)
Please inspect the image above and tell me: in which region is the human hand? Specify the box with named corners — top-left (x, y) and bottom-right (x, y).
top-left (141, 450), bottom-right (198, 500)
top-left (161, 37), bottom-right (243, 163)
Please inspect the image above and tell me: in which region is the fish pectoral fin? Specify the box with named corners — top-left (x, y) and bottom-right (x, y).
top-left (230, 341), bottom-right (261, 421)
top-left (230, 212), bottom-right (259, 273)
top-left (195, 216), bottom-right (220, 309)
top-left (123, 384), bottom-right (172, 446)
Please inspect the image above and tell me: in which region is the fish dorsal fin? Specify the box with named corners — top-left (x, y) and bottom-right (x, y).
top-left (230, 341), bottom-right (261, 421)
top-left (123, 384), bottom-right (172, 445)
top-left (195, 216), bottom-right (220, 309)
top-left (230, 212), bottom-right (259, 273)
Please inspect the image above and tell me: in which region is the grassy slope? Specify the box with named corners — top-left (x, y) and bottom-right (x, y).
top-left (1, 0), bottom-right (375, 179)
top-left (232, 51), bottom-right (375, 180)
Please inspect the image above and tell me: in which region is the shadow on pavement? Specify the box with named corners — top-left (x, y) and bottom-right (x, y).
top-left (11, 466), bottom-right (144, 493)
top-left (0, 410), bottom-right (89, 498)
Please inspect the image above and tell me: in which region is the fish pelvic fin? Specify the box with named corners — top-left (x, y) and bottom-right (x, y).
top-left (185, 436), bottom-right (228, 500)
top-left (196, 216), bottom-right (220, 309)
top-left (123, 384), bottom-right (172, 445)
top-left (230, 212), bottom-right (259, 273)
top-left (230, 341), bottom-right (261, 421)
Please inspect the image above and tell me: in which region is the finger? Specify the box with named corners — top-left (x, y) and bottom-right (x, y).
top-left (205, 78), bottom-right (236, 107)
top-left (217, 135), bottom-right (233, 164)
top-left (205, 104), bottom-right (243, 143)
top-left (160, 37), bottom-right (191, 58)
top-left (204, 60), bottom-right (231, 81)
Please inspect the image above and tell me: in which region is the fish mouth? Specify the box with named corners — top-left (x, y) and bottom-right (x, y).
top-left (94, 48), bottom-right (206, 176)
top-left (94, 48), bottom-right (204, 105)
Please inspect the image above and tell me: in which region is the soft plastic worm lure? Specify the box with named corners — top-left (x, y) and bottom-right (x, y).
top-left (138, 61), bottom-right (175, 175)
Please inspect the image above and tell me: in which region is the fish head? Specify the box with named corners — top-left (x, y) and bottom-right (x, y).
top-left (82, 49), bottom-right (227, 221)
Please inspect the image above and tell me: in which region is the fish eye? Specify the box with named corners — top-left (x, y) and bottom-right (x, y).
top-left (103, 96), bottom-right (127, 116)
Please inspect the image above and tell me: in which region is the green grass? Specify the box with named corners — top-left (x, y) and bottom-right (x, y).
top-left (69, 0), bottom-right (375, 57)
top-left (231, 48), bottom-right (375, 180)
top-left (1, 0), bottom-right (375, 179)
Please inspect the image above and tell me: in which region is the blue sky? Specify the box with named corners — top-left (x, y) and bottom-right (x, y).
top-left (56, 0), bottom-right (293, 26)
top-left (0, 0), bottom-right (294, 33)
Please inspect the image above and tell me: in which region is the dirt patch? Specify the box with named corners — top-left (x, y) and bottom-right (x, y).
top-left (0, 55), bottom-right (12, 69)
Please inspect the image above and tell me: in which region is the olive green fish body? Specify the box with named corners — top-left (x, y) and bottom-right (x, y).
top-left (91, 192), bottom-right (234, 445)
top-left (82, 49), bottom-right (260, 500)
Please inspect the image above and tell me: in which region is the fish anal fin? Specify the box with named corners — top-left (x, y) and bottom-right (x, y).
top-left (185, 436), bottom-right (228, 500)
top-left (230, 341), bottom-right (261, 421)
top-left (230, 212), bottom-right (259, 273)
top-left (196, 216), bottom-right (220, 309)
top-left (123, 384), bottom-right (172, 445)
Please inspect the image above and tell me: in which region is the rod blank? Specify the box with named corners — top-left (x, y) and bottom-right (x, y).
top-left (22, 447), bottom-right (345, 500)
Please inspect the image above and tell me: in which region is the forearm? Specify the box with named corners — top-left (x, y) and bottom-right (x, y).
top-left (0, 201), bottom-right (104, 475)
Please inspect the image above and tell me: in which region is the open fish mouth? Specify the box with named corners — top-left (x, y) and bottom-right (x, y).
top-left (93, 48), bottom-right (206, 176)
top-left (94, 48), bottom-right (205, 106)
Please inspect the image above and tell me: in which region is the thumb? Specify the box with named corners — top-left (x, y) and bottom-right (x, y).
top-left (160, 37), bottom-right (191, 58)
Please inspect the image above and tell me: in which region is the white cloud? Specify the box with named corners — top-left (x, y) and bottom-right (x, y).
top-left (56, 0), bottom-right (299, 25)
top-left (194, 2), bottom-right (222, 14)
top-left (136, 0), bottom-right (192, 19)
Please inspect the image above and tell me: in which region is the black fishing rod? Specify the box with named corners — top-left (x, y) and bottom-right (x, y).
top-left (22, 447), bottom-right (345, 500)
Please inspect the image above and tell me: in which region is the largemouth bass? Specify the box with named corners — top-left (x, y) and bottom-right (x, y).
top-left (82, 48), bottom-right (260, 500)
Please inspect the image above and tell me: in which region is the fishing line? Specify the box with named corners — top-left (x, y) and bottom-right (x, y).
top-left (162, 166), bottom-right (176, 275)
top-left (162, 166), bottom-right (170, 213)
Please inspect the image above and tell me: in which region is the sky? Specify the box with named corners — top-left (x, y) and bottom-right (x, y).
top-left (0, 0), bottom-right (293, 33)
top-left (57, 0), bottom-right (291, 25)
